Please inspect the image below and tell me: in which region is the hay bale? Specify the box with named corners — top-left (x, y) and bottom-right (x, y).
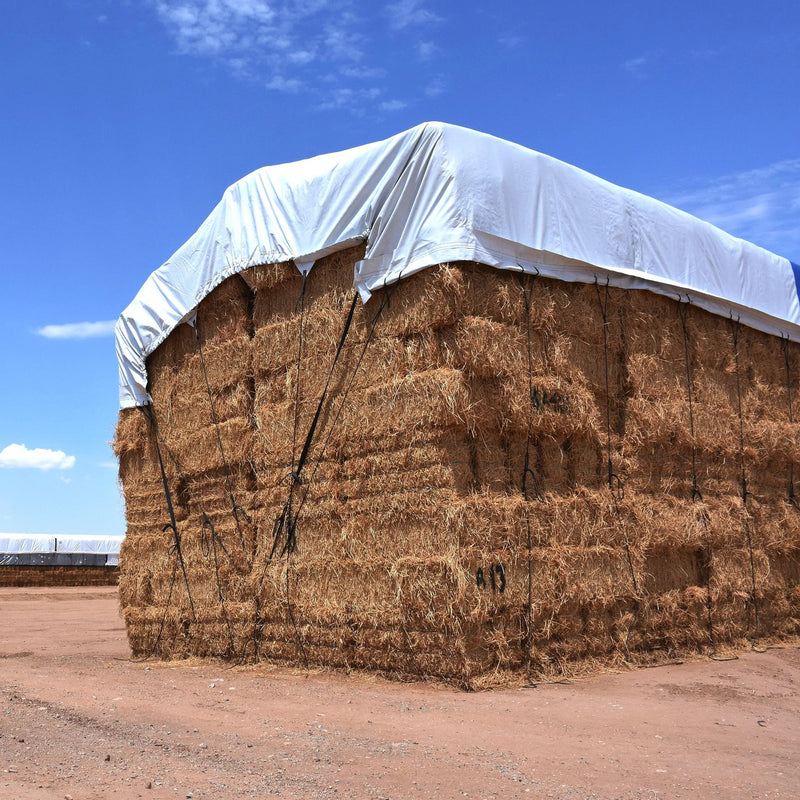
top-left (116, 249), bottom-right (800, 686)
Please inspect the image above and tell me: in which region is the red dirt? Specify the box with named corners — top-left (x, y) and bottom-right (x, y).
top-left (1, 586), bottom-right (797, 800)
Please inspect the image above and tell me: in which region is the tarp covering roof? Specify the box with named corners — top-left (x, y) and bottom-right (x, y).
top-left (0, 534), bottom-right (123, 554)
top-left (116, 121), bottom-right (800, 408)
top-left (0, 534), bottom-right (123, 567)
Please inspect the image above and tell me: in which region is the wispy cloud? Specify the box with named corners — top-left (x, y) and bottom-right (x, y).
top-left (385, 0), bottom-right (442, 30)
top-left (37, 320), bottom-right (116, 339)
top-left (660, 159), bottom-right (800, 260)
top-left (318, 86), bottom-right (381, 111)
top-left (622, 50), bottom-right (663, 78)
top-left (155, 0), bottom-right (278, 57)
top-left (416, 40), bottom-right (436, 61)
top-left (0, 444), bottom-right (76, 471)
top-left (152, 0), bottom-right (444, 111)
top-left (623, 56), bottom-right (647, 72)
top-left (265, 75), bottom-right (305, 93)
top-left (624, 47), bottom-right (718, 78)
top-left (498, 33), bottom-right (524, 49)
top-left (424, 76), bottom-right (445, 97)
top-left (340, 65), bottom-right (387, 79)
top-left (380, 99), bottom-right (407, 111)
top-left (154, 1), bottom-right (361, 85)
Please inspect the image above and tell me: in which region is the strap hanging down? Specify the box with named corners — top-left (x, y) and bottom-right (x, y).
top-left (677, 297), bottom-right (716, 652)
top-left (677, 299), bottom-right (702, 502)
top-left (269, 291), bottom-right (360, 561)
top-left (729, 316), bottom-right (760, 645)
top-left (193, 322), bottom-right (252, 558)
top-left (519, 270), bottom-right (543, 682)
top-left (252, 276), bottom-right (395, 667)
top-left (296, 292), bottom-right (359, 481)
top-left (140, 404), bottom-right (197, 623)
top-left (594, 277), bottom-right (639, 660)
top-left (780, 335), bottom-right (797, 505)
top-left (594, 277), bottom-right (625, 501)
top-left (286, 275), bottom-right (406, 529)
top-left (138, 404), bottom-right (243, 658)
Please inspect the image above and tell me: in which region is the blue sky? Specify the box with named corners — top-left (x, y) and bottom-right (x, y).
top-left (1, 0), bottom-right (798, 537)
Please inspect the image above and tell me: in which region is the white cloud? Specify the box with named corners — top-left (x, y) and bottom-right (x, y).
top-left (155, 0), bottom-right (277, 56)
top-left (37, 320), bottom-right (116, 339)
top-left (287, 48), bottom-right (317, 65)
top-left (323, 21), bottom-right (364, 61)
top-left (318, 85), bottom-right (381, 110)
top-left (340, 65), bottom-right (387, 80)
top-left (623, 55), bottom-right (649, 76)
top-left (153, 0), bottom-right (379, 107)
top-left (266, 75), bottom-right (305, 93)
top-left (622, 50), bottom-right (665, 78)
top-left (424, 76), bottom-right (445, 97)
top-left (498, 33), bottom-right (524, 49)
top-left (660, 159), bottom-right (800, 260)
top-left (380, 99), bottom-right (407, 111)
top-left (624, 55), bottom-right (647, 71)
top-left (153, 1), bottom-right (360, 65)
top-left (153, 0), bottom-right (443, 112)
top-left (0, 444), bottom-right (76, 471)
top-left (416, 40), bottom-right (436, 61)
top-left (386, 0), bottom-right (442, 30)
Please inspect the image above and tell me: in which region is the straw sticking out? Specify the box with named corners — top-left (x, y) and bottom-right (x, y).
top-left (114, 252), bottom-right (800, 687)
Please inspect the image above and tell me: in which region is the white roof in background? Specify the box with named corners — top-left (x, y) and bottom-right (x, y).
top-left (116, 121), bottom-right (800, 409)
top-left (0, 534), bottom-right (123, 554)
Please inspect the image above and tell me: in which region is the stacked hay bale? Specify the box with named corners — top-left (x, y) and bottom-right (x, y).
top-left (116, 275), bottom-right (257, 658)
top-left (0, 565), bottom-right (119, 587)
top-left (115, 246), bottom-right (800, 686)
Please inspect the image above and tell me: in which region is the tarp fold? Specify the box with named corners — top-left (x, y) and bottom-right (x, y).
top-left (116, 122), bottom-right (800, 408)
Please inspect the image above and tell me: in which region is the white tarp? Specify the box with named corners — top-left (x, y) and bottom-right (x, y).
top-left (116, 122), bottom-right (800, 408)
top-left (0, 534), bottom-right (123, 554)
top-left (0, 534), bottom-right (56, 553)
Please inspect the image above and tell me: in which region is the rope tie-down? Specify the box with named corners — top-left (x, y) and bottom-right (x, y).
top-left (729, 316), bottom-right (761, 649)
top-left (780, 335), bottom-right (798, 507)
top-left (518, 270), bottom-right (546, 683)
top-left (594, 277), bottom-right (640, 661)
top-left (136, 404), bottom-right (197, 659)
top-left (677, 297), bottom-right (717, 654)
top-left (192, 321), bottom-right (253, 562)
top-left (139, 401), bottom-right (251, 658)
top-left (251, 270), bottom-right (403, 668)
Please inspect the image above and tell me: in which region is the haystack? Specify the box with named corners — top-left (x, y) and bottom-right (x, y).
top-left (114, 123), bottom-right (800, 687)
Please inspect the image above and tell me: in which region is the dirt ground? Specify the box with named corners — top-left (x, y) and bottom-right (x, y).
top-left (1, 586), bottom-right (798, 800)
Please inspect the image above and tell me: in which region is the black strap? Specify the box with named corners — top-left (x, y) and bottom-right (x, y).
top-left (678, 298), bottom-right (703, 502)
top-left (140, 404), bottom-right (196, 622)
top-left (729, 315), bottom-right (760, 644)
top-left (594, 277), bottom-right (625, 502)
top-left (517, 270), bottom-right (544, 681)
top-left (200, 511), bottom-right (235, 654)
top-left (289, 270), bottom-right (309, 490)
top-left (594, 277), bottom-right (639, 660)
top-left (289, 275), bottom-right (404, 528)
top-left (781, 335), bottom-right (796, 505)
top-left (729, 316), bottom-right (750, 503)
top-left (271, 291), bottom-right (360, 560)
top-left (519, 271), bottom-right (545, 504)
top-left (193, 323), bottom-right (251, 558)
top-left (678, 296), bottom-right (716, 652)
top-left (295, 292), bottom-right (359, 480)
